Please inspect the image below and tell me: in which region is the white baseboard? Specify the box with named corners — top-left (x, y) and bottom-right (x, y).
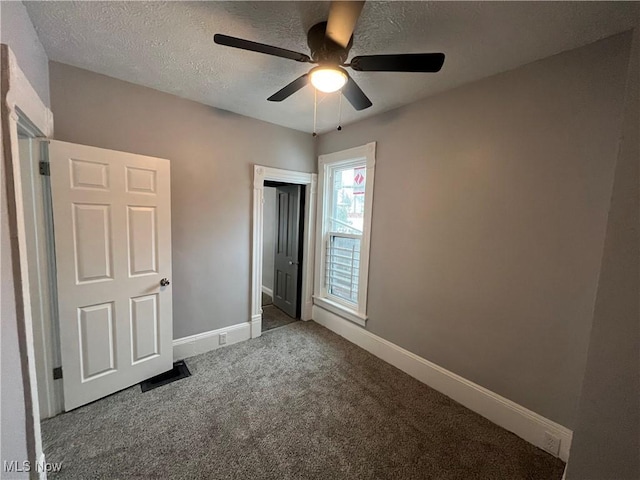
top-left (173, 322), bottom-right (251, 361)
top-left (251, 314), bottom-right (262, 339)
top-left (261, 285), bottom-right (273, 297)
top-left (38, 452), bottom-right (46, 480)
top-left (302, 300), bottom-right (313, 321)
top-left (312, 306), bottom-right (573, 462)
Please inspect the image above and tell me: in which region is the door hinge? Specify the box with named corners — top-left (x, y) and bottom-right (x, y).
top-left (53, 367), bottom-right (63, 380)
top-left (39, 161), bottom-right (50, 176)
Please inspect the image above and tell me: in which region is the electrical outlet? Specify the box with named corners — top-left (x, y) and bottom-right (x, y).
top-left (219, 332), bottom-right (227, 345)
top-left (543, 431), bottom-right (560, 456)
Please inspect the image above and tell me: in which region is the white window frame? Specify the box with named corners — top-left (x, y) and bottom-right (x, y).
top-left (313, 142), bottom-right (376, 326)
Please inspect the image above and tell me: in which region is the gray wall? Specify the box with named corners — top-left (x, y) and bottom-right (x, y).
top-left (48, 62), bottom-right (315, 339)
top-left (262, 187), bottom-right (276, 292)
top-left (317, 33), bottom-right (632, 429)
top-left (0, 1), bottom-right (50, 108)
top-left (566, 23), bottom-right (639, 480)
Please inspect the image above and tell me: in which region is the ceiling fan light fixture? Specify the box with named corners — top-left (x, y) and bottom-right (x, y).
top-left (309, 66), bottom-right (347, 93)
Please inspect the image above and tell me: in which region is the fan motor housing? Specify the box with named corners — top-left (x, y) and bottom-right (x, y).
top-left (307, 22), bottom-right (353, 65)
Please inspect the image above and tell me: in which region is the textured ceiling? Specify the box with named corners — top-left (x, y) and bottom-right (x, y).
top-left (25, 1), bottom-right (637, 134)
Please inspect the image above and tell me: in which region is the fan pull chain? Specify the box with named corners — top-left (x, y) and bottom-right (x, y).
top-left (312, 88), bottom-right (318, 137)
top-left (337, 91), bottom-right (343, 131)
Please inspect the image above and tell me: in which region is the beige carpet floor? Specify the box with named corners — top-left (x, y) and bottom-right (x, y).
top-left (42, 321), bottom-right (565, 479)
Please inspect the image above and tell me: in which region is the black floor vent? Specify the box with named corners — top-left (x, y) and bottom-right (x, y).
top-left (140, 360), bottom-right (191, 392)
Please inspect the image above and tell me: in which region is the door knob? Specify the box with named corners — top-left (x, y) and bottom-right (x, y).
top-left (160, 278), bottom-right (170, 287)
top-left (288, 261), bottom-right (299, 266)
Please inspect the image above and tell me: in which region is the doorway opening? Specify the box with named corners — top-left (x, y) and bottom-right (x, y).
top-left (262, 181), bottom-right (306, 332)
top-left (250, 166), bottom-right (317, 339)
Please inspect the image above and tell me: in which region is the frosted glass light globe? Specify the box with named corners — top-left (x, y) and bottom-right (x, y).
top-left (310, 66), bottom-right (348, 93)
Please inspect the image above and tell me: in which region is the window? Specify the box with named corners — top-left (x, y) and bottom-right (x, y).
top-left (314, 143), bottom-right (375, 325)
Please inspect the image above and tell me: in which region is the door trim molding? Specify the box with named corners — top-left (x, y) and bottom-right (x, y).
top-left (251, 166), bottom-right (317, 338)
top-left (1, 44), bottom-right (54, 476)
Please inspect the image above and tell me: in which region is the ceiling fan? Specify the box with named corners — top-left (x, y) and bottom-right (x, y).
top-left (214, 1), bottom-right (445, 111)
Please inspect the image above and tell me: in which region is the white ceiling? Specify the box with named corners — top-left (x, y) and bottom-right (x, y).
top-left (25, 1), bottom-right (637, 134)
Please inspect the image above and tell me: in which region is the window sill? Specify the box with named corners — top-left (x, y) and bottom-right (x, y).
top-left (312, 296), bottom-right (367, 327)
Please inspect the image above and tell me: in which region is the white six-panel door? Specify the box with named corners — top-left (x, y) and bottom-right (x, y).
top-left (48, 140), bottom-right (172, 410)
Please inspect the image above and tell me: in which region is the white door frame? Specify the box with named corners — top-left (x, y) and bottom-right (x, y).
top-left (251, 165), bottom-right (317, 337)
top-left (2, 44), bottom-right (54, 475)
top-left (6, 52), bottom-right (62, 421)
top-left (17, 135), bottom-right (64, 421)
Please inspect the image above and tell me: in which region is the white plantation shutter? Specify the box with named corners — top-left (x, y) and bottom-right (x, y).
top-left (325, 233), bottom-right (361, 304)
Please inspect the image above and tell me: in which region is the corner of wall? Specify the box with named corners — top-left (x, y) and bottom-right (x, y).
top-left (565, 20), bottom-right (640, 480)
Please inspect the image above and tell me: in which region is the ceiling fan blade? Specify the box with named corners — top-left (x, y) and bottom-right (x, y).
top-left (342, 75), bottom-right (372, 111)
top-left (326, 1), bottom-right (365, 48)
top-left (350, 53), bottom-right (445, 72)
top-left (214, 34), bottom-right (311, 63)
top-left (267, 74), bottom-right (309, 102)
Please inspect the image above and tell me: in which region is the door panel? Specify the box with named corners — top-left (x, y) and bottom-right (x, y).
top-left (272, 185), bottom-right (301, 318)
top-left (48, 140), bottom-right (172, 411)
top-left (70, 158), bottom-right (109, 190)
top-left (72, 203), bottom-right (113, 283)
top-left (126, 166), bottom-right (157, 194)
top-left (78, 301), bottom-right (115, 380)
top-left (130, 294), bottom-right (159, 363)
top-left (127, 206), bottom-right (158, 276)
